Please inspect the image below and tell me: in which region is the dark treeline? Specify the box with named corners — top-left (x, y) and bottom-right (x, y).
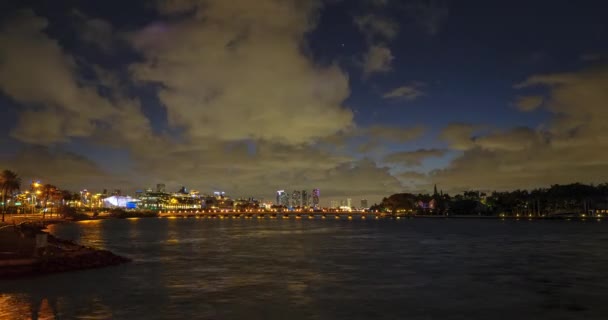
top-left (370, 183), bottom-right (608, 216)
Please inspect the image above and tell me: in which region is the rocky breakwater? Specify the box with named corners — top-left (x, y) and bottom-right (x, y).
top-left (0, 223), bottom-right (130, 278)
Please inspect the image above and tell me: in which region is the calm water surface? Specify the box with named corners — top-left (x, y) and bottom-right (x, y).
top-left (2, 217), bottom-right (608, 319)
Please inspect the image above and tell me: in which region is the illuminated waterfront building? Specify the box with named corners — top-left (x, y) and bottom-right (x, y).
top-left (235, 198), bottom-right (260, 211)
top-left (203, 195), bottom-right (233, 210)
top-left (103, 195), bottom-right (139, 208)
top-left (312, 189), bottom-right (320, 208)
top-left (139, 191), bottom-right (170, 210)
top-left (347, 198), bottom-right (352, 208)
top-left (166, 193), bottom-right (201, 210)
top-left (330, 200), bottom-right (338, 208)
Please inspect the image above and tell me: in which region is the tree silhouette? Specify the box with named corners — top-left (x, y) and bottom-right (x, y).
top-left (1, 170), bottom-right (21, 222)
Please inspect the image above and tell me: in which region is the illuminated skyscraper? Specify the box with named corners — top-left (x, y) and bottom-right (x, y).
top-left (312, 188), bottom-right (320, 208)
top-left (280, 192), bottom-right (290, 207)
top-left (346, 198), bottom-right (352, 208)
top-left (292, 190), bottom-right (301, 207)
top-left (276, 190), bottom-right (285, 205)
top-left (301, 190), bottom-right (309, 207)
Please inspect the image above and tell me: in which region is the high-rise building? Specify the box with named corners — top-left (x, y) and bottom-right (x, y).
top-left (280, 192), bottom-right (290, 207)
top-left (292, 190), bottom-right (301, 207)
top-left (361, 199), bottom-right (368, 209)
top-left (346, 198), bottom-right (352, 208)
top-left (312, 189), bottom-right (320, 208)
top-left (276, 190), bottom-right (285, 205)
top-left (156, 184), bottom-right (166, 193)
top-left (330, 200), bottom-right (338, 208)
top-left (301, 190), bottom-right (309, 207)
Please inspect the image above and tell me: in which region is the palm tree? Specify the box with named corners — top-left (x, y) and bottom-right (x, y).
top-left (40, 184), bottom-right (59, 219)
top-left (1, 170), bottom-right (22, 222)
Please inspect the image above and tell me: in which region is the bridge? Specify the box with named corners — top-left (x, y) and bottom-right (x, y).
top-left (157, 210), bottom-right (401, 220)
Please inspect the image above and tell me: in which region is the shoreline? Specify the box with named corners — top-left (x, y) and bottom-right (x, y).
top-left (0, 222), bottom-right (130, 279)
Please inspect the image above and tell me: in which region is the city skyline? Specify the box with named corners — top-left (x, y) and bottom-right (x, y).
top-left (1, 1), bottom-right (608, 205)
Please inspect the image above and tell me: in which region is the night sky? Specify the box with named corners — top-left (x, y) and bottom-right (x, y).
top-left (1, 0), bottom-right (607, 204)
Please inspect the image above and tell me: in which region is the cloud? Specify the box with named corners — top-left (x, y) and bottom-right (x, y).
top-left (383, 85), bottom-right (424, 100)
top-left (72, 9), bottom-right (115, 52)
top-left (365, 125), bottom-right (425, 142)
top-left (474, 127), bottom-right (546, 151)
top-left (127, 138), bottom-right (404, 203)
top-left (0, 3), bottom-right (423, 204)
top-left (0, 146), bottom-right (131, 191)
top-left (362, 45), bottom-right (394, 75)
top-left (0, 10), bottom-right (152, 145)
top-left (130, 0), bottom-right (353, 145)
top-left (383, 149), bottom-right (446, 166)
top-left (355, 14), bottom-right (398, 41)
top-left (397, 171), bottom-right (427, 181)
top-left (314, 158), bottom-right (404, 198)
top-left (439, 123), bottom-right (478, 151)
top-left (432, 64), bottom-right (608, 192)
top-left (316, 125), bottom-right (425, 157)
top-left (514, 95), bottom-right (543, 112)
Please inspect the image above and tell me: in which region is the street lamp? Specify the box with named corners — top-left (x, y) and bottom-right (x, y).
top-left (31, 181), bottom-right (41, 215)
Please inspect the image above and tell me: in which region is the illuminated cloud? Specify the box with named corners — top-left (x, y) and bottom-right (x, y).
top-left (0, 147), bottom-right (131, 190)
top-left (383, 149), bottom-right (446, 166)
top-left (433, 65), bottom-right (608, 192)
top-left (383, 85), bottom-right (424, 100)
top-left (355, 14), bottom-right (398, 41)
top-left (365, 125), bottom-right (425, 142)
top-left (474, 127), bottom-right (545, 151)
top-left (439, 123), bottom-right (478, 151)
top-left (362, 45), bottom-right (394, 75)
top-left (0, 10), bottom-right (152, 145)
top-left (130, 0), bottom-right (353, 145)
top-left (514, 95), bottom-right (543, 112)
top-left (397, 171), bottom-right (428, 181)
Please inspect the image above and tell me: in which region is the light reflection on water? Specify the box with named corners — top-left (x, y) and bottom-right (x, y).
top-left (1, 218), bottom-right (608, 319)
